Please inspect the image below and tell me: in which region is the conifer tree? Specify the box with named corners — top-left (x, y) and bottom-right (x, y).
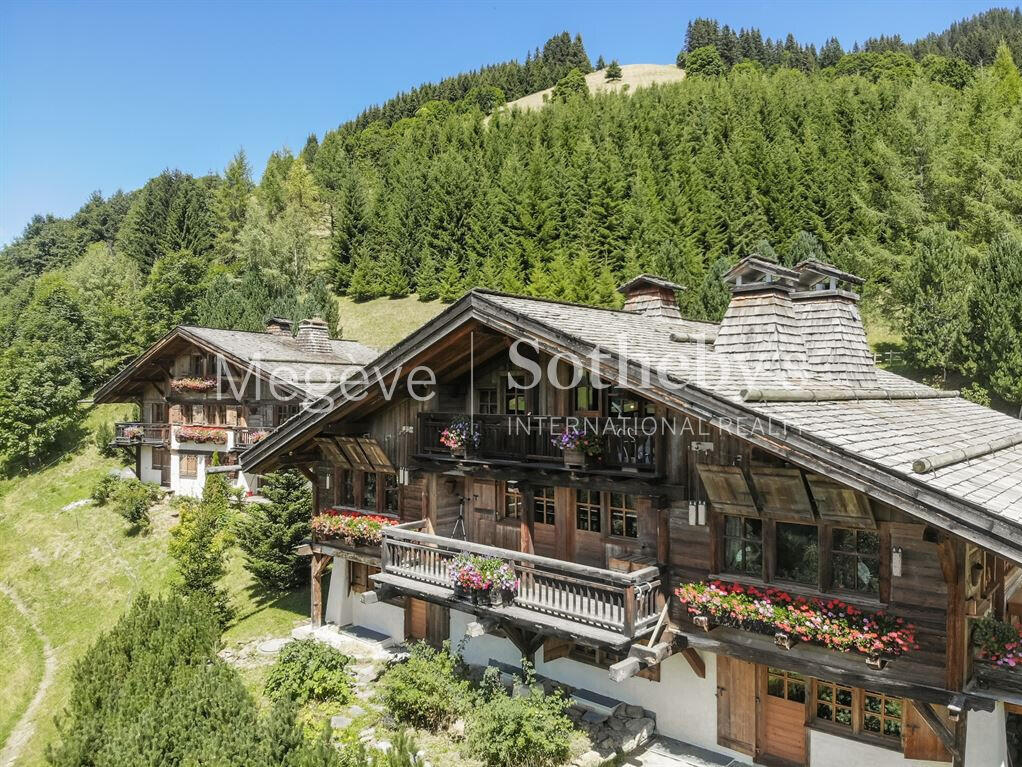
top-left (605, 60), bottom-right (623, 81)
top-left (236, 470), bottom-right (311, 591)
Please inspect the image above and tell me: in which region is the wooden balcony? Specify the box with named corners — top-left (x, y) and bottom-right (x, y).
top-left (234, 426), bottom-right (274, 449)
top-left (372, 521), bottom-right (664, 649)
top-left (415, 412), bottom-right (659, 477)
top-left (112, 422), bottom-right (169, 446)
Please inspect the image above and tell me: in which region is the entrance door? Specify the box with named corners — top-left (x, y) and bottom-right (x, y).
top-left (152, 447), bottom-right (171, 487)
top-left (760, 667), bottom-right (808, 766)
top-left (572, 489), bottom-right (605, 567)
top-left (716, 655), bottom-right (757, 756)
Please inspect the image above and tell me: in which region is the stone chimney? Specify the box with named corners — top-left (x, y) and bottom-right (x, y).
top-left (792, 260), bottom-right (876, 385)
top-left (265, 317), bottom-right (292, 336)
top-left (296, 317), bottom-right (331, 354)
top-left (618, 275), bottom-right (685, 319)
top-left (714, 257), bottom-right (807, 373)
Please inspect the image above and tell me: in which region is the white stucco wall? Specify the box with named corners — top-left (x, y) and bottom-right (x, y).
top-left (138, 445), bottom-right (162, 485)
top-left (323, 556), bottom-right (405, 643)
top-left (449, 612), bottom-right (1005, 767)
top-left (171, 452), bottom-right (206, 497)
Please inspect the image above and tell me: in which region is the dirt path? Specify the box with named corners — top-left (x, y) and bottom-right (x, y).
top-left (0, 584), bottom-right (56, 767)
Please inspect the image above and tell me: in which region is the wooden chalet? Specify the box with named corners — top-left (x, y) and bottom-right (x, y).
top-left (240, 263), bottom-right (1022, 767)
top-left (93, 317), bottom-right (376, 496)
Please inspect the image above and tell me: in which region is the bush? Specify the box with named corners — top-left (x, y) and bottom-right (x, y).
top-left (236, 470), bottom-right (312, 591)
top-left (109, 478), bottom-right (162, 532)
top-left (265, 639), bottom-right (354, 705)
top-left (94, 420), bottom-right (116, 457)
top-left (90, 473), bottom-right (119, 505)
top-left (169, 495), bottom-right (233, 625)
top-left (465, 664), bottom-right (574, 767)
top-left (47, 593), bottom-right (337, 766)
top-left (377, 641), bottom-right (473, 731)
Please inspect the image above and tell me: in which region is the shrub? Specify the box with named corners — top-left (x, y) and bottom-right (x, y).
top-left (237, 470), bottom-right (313, 591)
top-left (378, 641), bottom-right (472, 731)
top-left (90, 473), bottom-right (119, 505)
top-left (47, 594), bottom-right (335, 766)
top-left (465, 664), bottom-right (574, 767)
top-left (265, 639), bottom-right (354, 705)
top-left (94, 420), bottom-right (116, 457)
top-left (169, 494), bottom-right (233, 625)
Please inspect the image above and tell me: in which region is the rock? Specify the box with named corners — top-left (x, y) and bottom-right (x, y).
top-left (572, 750), bottom-right (606, 767)
top-left (581, 710), bottom-right (608, 725)
top-left (624, 704), bottom-right (645, 718)
top-left (625, 716), bottom-right (655, 735)
top-left (330, 715), bottom-right (353, 729)
top-left (607, 717), bottom-right (625, 732)
top-left (597, 736), bottom-right (618, 753)
top-left (257, 638), bottom-right (290, 655)
top-left (620, 717), bottom-right (655, 753)
top-left (448, 718), bottom-right (466, 739)
top-left (348, 704), bottom-right (366, 719)
top-left (376, 741), bottom-right (392, 753)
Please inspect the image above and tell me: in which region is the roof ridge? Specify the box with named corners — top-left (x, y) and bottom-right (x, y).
top-left (470, 288), bottom-right (719, 329)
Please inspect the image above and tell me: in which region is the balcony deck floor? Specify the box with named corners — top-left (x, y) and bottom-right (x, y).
top-left (371, 571), bottom-right (647, 650)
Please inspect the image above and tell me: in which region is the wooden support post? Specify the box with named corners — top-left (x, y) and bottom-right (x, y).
top-left (681, 647), bottom-right (706, 678)
top-left (952, 710), bottom-right (968, 767)
top-left (310, 553), bottom-right (330, 628)
top-left (940, 537), bottom-right (967, 691)
top-left (911, 700), bottom-right (960, 761)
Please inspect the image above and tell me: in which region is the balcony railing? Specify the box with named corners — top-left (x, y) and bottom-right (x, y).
top-left (112, 422), bottom-right (169, 445)
top-left (416, 412), bottom-right (658, 473)
top-left (234, 426), bottom-right (274, 449)
top-left (374, 521), bottom-right (663, 646)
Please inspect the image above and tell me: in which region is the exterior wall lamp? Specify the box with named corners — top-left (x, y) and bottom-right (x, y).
top-left (891, 546), bottom-right (904, 577)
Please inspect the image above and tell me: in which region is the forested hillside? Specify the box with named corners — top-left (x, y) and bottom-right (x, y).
top-left (2, 11), bottom-right (1022, 474)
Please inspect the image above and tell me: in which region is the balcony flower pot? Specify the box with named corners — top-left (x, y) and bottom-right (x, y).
top-left (775, 632), bottom-right (798, 650)
top-left (453, 583), bottom-right (467, 600)
top-left (488, 588), bottom-right (506, 608)
top-left (693, 615), bottom-right (715, 632)
top-left (866, 656), bottom-right (888, 671)
top-left (563, 448), bottom-right (586, 468)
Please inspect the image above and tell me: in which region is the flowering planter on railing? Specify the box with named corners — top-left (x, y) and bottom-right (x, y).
top-left (122, 426), bottom-right (145, 441)
top-left (676, 580), bottom-right (917, 665)
top-left (440, 417), bottom-right (481, 458)
top-left (311, 510), bottom-right (395, 547)
top-left (170, 377), bottom-right (217, 393)
top-left (449, 554), bottom-right (519, 607)
top-left (176, 426), bottom-right (228, 444)
top-left (970, 616), bottom-right (1022, 693)
top-left (551, 427), bottom-right (602, 468)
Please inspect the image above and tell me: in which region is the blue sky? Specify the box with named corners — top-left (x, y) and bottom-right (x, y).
top-left (0, 0), bottom-right (1007, 245)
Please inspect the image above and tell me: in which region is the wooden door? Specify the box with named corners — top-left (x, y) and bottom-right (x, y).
top-left (407, 598), bottom-right (427, 641)
top-left (573, 488), bottom-right (605, 567)
top-left (759, 667), bottom-right (808, 766)
top-left (717, 655), bottom-right (757, 756)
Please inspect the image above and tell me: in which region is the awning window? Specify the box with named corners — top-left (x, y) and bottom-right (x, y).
top-left (750, 467), bottom-right (815, 523)
top-left (805, 474), bottom-right (876, 529)
top-left (696, 465), bottom-right (758, 517)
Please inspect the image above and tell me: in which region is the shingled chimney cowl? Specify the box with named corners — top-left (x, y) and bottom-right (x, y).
top-left (792, 260), bottom-right (876, 385)
top-left (296, 317), bottom-right (331, 354)
top-left (714, 258), bottom-right (807, 373)
top-left (618, 275), bottom-right (685, 319)
top-left (265, 317), bottom-right (293, 336)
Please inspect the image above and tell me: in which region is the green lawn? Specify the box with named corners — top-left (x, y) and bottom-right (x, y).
top-left (0, 405), bottom-right (309, 765)
top-left (0, 593), bottom-right (43, 752)
top-left (337, 294), bottom-right (446, 350)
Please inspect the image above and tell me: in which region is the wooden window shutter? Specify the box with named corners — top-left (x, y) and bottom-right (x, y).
top-left (805, 474), bottom-right (876, 529)
top-left (358, 438), bottom-right (396, 473)
top-left (696, 465), bottom-right (758, 517)
top-left (543, 637), bottom-right (573, 662)
top-left (336, 437), bottom-right (375, 472)
top-left (316, 437), bottom-right (352, 469)
top-left (750, 467), bottom-right (814, 522)
top-left (903, 702), bottom-right (952, 762)
top-left (715, 655), bottom-right (757, 756)
top-left (349, 562), bottom-right (369, 594)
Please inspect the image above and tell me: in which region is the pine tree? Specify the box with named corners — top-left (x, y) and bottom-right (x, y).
top-left (215, 149), bottom-right (255, 260)
top-left (971, 234), bottom-right (1022, 409)
top-left (236, 471), bottom-right (312, 591)
top-left (605, 61), bottom-right (623, 81)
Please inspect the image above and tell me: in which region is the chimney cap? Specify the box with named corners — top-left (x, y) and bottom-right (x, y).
top-left (299, 316), bottom-right (329, 328)
top-left (617, 274), bottom-right (687, 295)
top-left (795, 259), bottom-right (865, 289)
top-left (722, 257), bottom-right (800, 290)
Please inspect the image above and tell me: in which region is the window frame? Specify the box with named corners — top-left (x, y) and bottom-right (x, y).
top-left (831, 527), bottom-right (882, 598)
top-left (808, 680), bottom-right (904, 749)
top-left (608, 492), bottom-right (639, 539)
top-left (575, 488), bottom-right (602, 533)
top-left (503, 484), bottom-right (523, 519)
top-left (179, 454), bottom-right (198, 479)
top-left (533, 486), bottom-right (556, 526)
top-left (720, 514), bottom-right (765, 580)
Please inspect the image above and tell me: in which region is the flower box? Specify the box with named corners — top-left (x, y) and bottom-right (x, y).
top-left (176, 426), bottom-right (228, 444)
top-left (170, 377), bottom-right (217, 393)
top-left (449, 554), bottom-right (518, 605)
top-left (440, 417), bottom-right (480, 457)
top-left (693, 615), bottom-right (715, 632)
top-left (552, 427), bottom-right (602, 467)
top-left (310, 510), bottom-right (395, 547)
top-left (122, 426), bottom-right (144, 441)
top-left (676, 580), bottom-right (917, 664)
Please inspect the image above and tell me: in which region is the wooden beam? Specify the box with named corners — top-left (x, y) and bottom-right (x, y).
top-left (609, 656), bottom-right (643, 682)
top-left (911, 700), bottom-right (960, 761)
top-left (681, 647), bottom-right (706, 678)
top-left (310, 552), bottom-right (330, 628)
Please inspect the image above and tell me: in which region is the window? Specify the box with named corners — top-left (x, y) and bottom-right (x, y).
top-left (336, 470), bottom-right (355, 505)
top-left (505, 391), bottom-right (528, 415)
top-left (576, 489), bottom-right (601, 532)
top-left (180, 454), bottom-right (198, 479)
top-left (534, 486), bottom-right (556, 526)
top-left (609, 493), bottom-right (638, 538)
top-left (383, 473), bottom-right (399, 514)
top-left (275, 403), bottom-right (300, 426)
top-left (364, 472), bottom-right (377, 510)
top-left (204, 404), bottom-right (227, 426)
top-left (815, 679), bottom-right (854, 729)
top-left (863, 690), bottom-right (902, 740)
top-left (767, 668), bottom-right (806, 703)
top-left (503, 485), bottom-right (523, 518)
top-left (151, 447), bottom-right (168, 469)
top-left (574, 372), bottom-right (602, 412)
top-left (190, 354), bottom-right (205, 376)
top-left (775, 522), bottom-right (819, 585)
top-left (832, 529), bottom-right (880, 596)
top-left (811, 681), bottom-right (904, 744)
top-left (723, 515), bottom-right (763, 577)
top-left (179, 403), bottom-right (193, 424)
top-left (477, 388), bottom-right (498, 415)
